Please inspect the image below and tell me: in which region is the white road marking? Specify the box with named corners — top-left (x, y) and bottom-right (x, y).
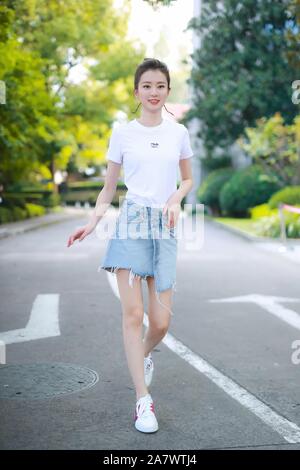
top-left (161, 333), bottom-right (300, 444)
top-left (209, 294), bottom-right (300, 331)
top-left (106, 272), bottom-right (300, 444)
top-left (0, 294), bottom-right (60, 344)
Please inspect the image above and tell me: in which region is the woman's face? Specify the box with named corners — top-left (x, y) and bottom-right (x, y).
top-left (135, 69), bottom-right (170, 112)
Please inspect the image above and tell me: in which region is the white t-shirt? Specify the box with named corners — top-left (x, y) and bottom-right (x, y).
top-left (106, 117), bottom-right (194, 208)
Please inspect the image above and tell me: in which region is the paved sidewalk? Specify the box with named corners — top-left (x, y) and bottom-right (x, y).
top-left (206, 215), bottom-right (300, 264)
top-left (0, 206), bottom-right (94, 240)
top-left (252, 241), bottom-right (300, 264)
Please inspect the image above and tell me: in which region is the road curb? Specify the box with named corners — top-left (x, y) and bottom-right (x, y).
top-left (0, 208), bottom-right (91, 240)
top-left (205, 215), bottom-right (300, 246)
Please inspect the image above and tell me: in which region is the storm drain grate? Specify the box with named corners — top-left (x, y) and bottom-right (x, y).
top-left (0, 362), bottom-right (99, 400)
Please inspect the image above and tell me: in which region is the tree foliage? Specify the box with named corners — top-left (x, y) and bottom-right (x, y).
top-left (0, 0), bottom-right (144, 187)
top-left (184, 0), bottom-right (300, 151)
top-left (238, 112), bottom-right (300, 186)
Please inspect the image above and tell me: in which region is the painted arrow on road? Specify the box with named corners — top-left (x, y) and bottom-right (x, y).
top-left (0, 294), bottom-right (60, 345)
top-left (209, 294), bottom-right (300, 330)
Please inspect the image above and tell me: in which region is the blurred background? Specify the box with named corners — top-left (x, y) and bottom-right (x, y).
top-left (0, 0), bottom-right (300, 240)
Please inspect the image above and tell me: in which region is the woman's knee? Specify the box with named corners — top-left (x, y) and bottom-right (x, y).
top-left (123, 305), bottom-right (144, 326)
top-left (148, 318), bottom-right (169, 336)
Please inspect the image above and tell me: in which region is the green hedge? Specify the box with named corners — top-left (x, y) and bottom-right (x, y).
top-left (42, 193), bottom-right (61, 207)
top-left (0, 203), bottom-right (46, 224)
top-left (61, 188), bottom-right (127, 207)
top-left (5, 183), bottom-right (54, 193)
top-left (1, 193), bottom-right (27, 210)
top-left (219, 165), bottom-right (282, 217)
top-left (249, 203), bottom-right (278, 219)
top-left (67, 181), bottom-right (126, 190)
top-left (253, 208), bottom-right (300, 238)
top-left (197, 167), bottom-right (235, 215)
top-left (26, 203), bottom-right (46, 217)
top-left (2, 191), bottom-right (60, 208)
top-left (201, 155), bottom-right (232, 171)
top-left (268, 186), bottom-right (300, 209)
top-left (0, 207), bottom-right (12, 224)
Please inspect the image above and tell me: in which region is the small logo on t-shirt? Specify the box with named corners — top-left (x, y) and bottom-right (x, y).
top-left (150, 142), bottom-right (159, 148)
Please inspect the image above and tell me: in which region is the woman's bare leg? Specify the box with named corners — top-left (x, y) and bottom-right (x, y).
top-left (143, 276), bottom-right (172, 357)
top-left (116, 268), bottom-right (148, 401)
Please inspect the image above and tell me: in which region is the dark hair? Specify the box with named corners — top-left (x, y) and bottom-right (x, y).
top-left (132, 58), bottom-right (174, 116)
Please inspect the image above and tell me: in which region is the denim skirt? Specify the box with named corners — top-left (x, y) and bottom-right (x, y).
top-left (98, 198), bottom-right (178, 316)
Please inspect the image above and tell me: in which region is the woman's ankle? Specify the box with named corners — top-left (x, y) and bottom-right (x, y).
top-left (136, 390), bottom-right (149, 401)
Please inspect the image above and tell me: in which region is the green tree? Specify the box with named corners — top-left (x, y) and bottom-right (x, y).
top-left (238, 112), bottom-right (300, 186)
top-left (0, 3), bottom-right (58, 187)
top-left (0, 0), bottom-right (144, 189)
top-left (184, 0), bottom-right (299, 151)
top-left (286, 0), bottom-right (300, 74)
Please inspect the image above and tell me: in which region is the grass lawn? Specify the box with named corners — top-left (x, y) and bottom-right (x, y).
top-left (206, 215), bottom-right (260, 237)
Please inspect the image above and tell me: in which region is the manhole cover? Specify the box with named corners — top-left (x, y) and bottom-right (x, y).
top-left (0, 363), bottom-right (99, 400)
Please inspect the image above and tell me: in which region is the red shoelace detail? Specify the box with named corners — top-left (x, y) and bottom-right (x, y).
top-left (134, 401), bottom-right (155, 421)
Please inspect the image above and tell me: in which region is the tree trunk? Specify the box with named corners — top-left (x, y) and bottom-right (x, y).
top-left (50, 156), bottom-right (58, 194)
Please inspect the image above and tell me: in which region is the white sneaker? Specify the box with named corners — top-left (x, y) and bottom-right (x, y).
top-left (134, 393), bottom-right (159, 433)
top-left (144, 353), bottom-right (154, 387)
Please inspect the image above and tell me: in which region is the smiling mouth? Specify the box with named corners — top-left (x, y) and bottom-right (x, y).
top-left (149, 100), bottom-right (160, 104)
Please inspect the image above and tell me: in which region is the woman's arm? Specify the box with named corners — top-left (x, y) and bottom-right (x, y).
top-left (67, 161), bottom-right (122, 247)
top-left (88, 161), bottom-right (122, 227)
top-left (162, 158), bottom-right (194, 227)
top-left (176, 158), bottom-right (193, 200)
top-left (164, 158), bottom-right (193, 207)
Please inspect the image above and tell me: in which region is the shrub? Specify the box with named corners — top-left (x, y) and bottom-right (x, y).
top-left (3, 191), bottom-right (45, 207)
top-left (198, 167), bottom-right (235, 215)
top-left (249, 203), bottom-right (278, 220)
top-left (12, 206), bottom-right (28, 221)
top-left (25, 203), bottom-right (46, 218)
top-left (219, 164), bottom-right (281, 217)
top-left (0, 207), bottom-right (12, 224)
top-left (42, 192), bottom-right (61, 207)
top-left (67, 181), bottom-right (126, 190)
top-left (0, 203), bottom-right (46, 224)
top-left (201, 155), bottom-right (232, 171)
top-left (268, 186), bottom-right (300, 209)
top-left (254, 209), bottom-right (300, 239)
top-left (61, 187), bottom-right (126, 207)
top-left (6, 181), bottom-right (54, 192)
top-left (1, 194), bottom-right (27, 210)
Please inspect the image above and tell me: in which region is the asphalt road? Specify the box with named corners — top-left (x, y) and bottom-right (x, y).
top-left (0, 210), bottom-right (300, 450)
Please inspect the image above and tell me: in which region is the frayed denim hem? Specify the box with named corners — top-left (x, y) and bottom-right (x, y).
top-left (98, 265), bottom-right (176, 316)
top-left (98, 265), bottom-right (152, 282)
top-left (155, 280), bottom-right (177, 317)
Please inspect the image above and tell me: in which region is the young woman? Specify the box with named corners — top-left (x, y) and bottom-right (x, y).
top-left (67, 58), bottom-right (194, 434)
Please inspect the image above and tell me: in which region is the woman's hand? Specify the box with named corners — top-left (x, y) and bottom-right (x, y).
top-left (162, 201), bottom-right (181, 228)
top-left (67, 222), bottom-right (96, 247)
